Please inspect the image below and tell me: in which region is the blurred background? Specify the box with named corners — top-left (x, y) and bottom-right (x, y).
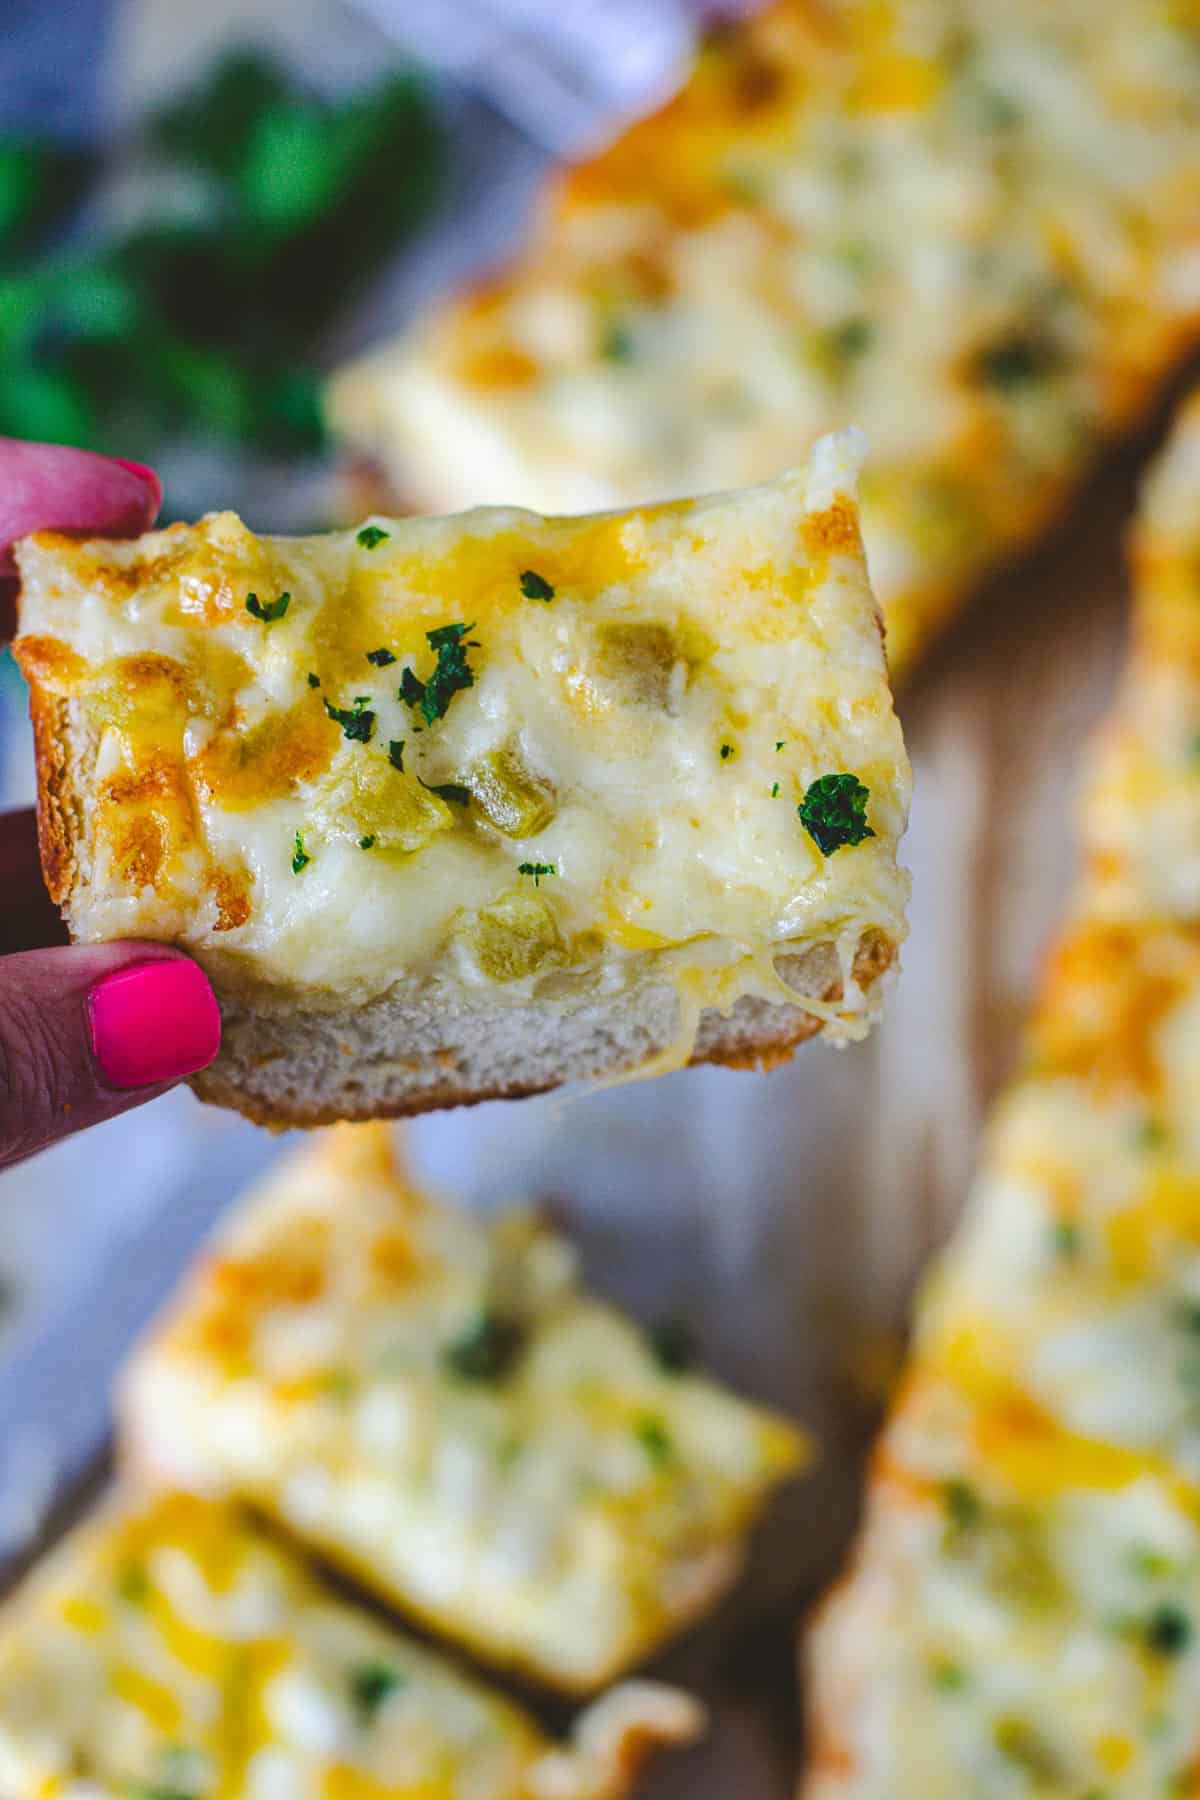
top-left (0, 3), bottom-right (1192, 1795)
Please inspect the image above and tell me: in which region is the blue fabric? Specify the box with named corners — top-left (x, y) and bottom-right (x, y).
top-left (0, 0), bottom-right (117, 142)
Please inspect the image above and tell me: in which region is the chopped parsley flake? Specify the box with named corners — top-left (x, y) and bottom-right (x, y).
top-left (518, 861), bottom-right (556, 886)
top-left (519, 568), bottom-right (555, 601)
top-left (775, 741), bottom-right (785, 752)
top-left (421, 779), bottom-right (471, 806)
top-left (325, 696), bottom-right (376, 743)
top-left (719, 743), bottom-right (735, 761)
top-left (635, 1415), bottom-right (673, 1467)
top-left (798, 773), bottom-right (874, 855)
top-left (307, 671), bottom-right (321, 689)
top-left (388, 740), bottom-right (405, 773)
top-left (356, 525), bottom-right (390, 550)
top-left (350, 1662), bottom-right (404, 1719)
top-left (399, 622), bottom-right (480, 726)
top-left (976, 333), bottom-right (1060, 391)
top-left (245, 590), bottom-right (290, 623)
top-left (291, 833), bottom-right (310, 875)
top-left (649, 1317), bottom-right (695, 1374)
top-left (941, 1478), bottom-right (982, 1535)
top-left (135, 1786), bottom-right (197, 1800)
top-left (358, 835), bottom-right (376, 850)
top-left (830, 317), bottom-right (874, 361)
top-left (445, 1309), bottom-right (526, 1382)
top-left (1146, 1605), bottom-right (1192, 1656)
top-left (366, 647), bottom-right (396, 666)
top-left (771, 782), bottom-right (780, 798)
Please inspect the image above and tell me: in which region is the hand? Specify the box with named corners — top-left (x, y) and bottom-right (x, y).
top-left (0, 440), bottom-right (221, 1171)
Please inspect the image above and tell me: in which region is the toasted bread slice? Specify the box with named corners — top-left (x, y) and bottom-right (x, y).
top-left (0, 1487), bottom-right (702, 1800)
top-left (800, 400), bottom-right (1200, 1792)
top-left (120, 1124), bottom-right (807, 1694)
top-left (328, 0), bottom-right (1200, 679)
top-left (15, 435), bottom-right (909, 1126)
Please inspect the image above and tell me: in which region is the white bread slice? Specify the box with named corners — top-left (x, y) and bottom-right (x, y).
top-left (0, 1486), bottom-right (703, 1799)
top-left (15, 433), bottom-right (909, 1127)
top-left (119, 1123), bottom-right (807, 1693)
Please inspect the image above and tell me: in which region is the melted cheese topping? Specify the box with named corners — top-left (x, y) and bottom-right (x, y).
top-left (804, 395), bottom-right (1200, 1796)
top-left (15, 439), bottom-right (909, 1055)
top-left (122, 1126), bottom-right (806, 1692)
top-left (328, 0), bottom-right (1200, 679)
top-left (0, 1490), bottom-right (701, 1800)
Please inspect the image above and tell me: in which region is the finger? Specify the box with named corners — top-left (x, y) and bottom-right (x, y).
top-left (0, 943), bottom-right (221, 1172)
top-left (0, 441), bottom-right (161, 640)
top-left (0, 808), bottom-right (66, 953)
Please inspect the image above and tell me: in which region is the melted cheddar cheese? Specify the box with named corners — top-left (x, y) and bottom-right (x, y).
top-left (0, 1490), bottom-right (702, 1800)
top-left (804, 396), bottom-right (1200, 1797)
top-left (328, 0), bottom-right (1200, 678)
top-left (121, 1125), bottom-right (806, 1693)
top-left (15, 440), bottom-right (909, 1069)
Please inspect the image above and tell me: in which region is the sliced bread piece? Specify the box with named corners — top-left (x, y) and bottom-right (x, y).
top-left (119, 1124), bottom-right (807, 1693)
top-left (0, 1487), bottom-right (702, 1800)
top-left (15, 433), bottom-right (909, 1126)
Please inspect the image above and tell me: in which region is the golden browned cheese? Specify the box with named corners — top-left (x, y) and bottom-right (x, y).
top-left (803, 397), bottom-right (1200, 1794)
top-left (328, 0), bottom-right (1200, 678)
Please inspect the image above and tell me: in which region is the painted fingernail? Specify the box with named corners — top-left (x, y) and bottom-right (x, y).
top-left (111, 457), bottom-right (163, 517)
top-left (88, 958), bottom-right (221, 1089)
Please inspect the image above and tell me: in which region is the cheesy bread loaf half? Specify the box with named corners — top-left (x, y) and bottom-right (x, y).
top-left (802, 400), bottom-right (1200, 1794)
top-left (328, 0), bottom-right (1200, 679)
top-left (14, 435), bottom-right (910, 1126)
top-left (120, 1124), bottom-right (807, 1694)
top-left (0, 1488), bottom-right (702, 1800)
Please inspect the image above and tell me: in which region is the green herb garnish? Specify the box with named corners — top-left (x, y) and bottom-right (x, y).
top-left (770, 782), bottom-right (780, 798)
top-left (399, 622), bottom-right (479, 726)
top-left (366, 646), bottom-right (396, 666)
top-left (519, 569), bottom-right (555, 602)
top-left (421, 779), bottom-right (471, 806)
top-left (798, 773), bottom-right (874, 856)
top-left (307, 671), bottom-right (321, 688)
top-left (829, 318), bottom-right (874, 361)
top-left (775, 740), bottom-right (785, 751)
top-left (350, 1662), bottom-right (404, 1720)
top-left (635, 1415), bottom-right (673, 1467)
top-left (1146, 1605), bottom-right (1192, 1656)
top-left (356, 525), bottom-right (391, 550)
top-left (445, 1309), bottom-right (526, 1382)
top-left (942, 1479), bottom-right (982, 1534)
top-left (719, 743), bottom-right (735, 761)
top-left (358, 835), bottom-right (375, 850)
top-left (291, 832), bottom-right (310, 874)
top-left (245, 589), bottom-right (290, 623)
top-left (518, 862), bottom-right (556, 886)
top-left (976, 333), bottom-right (1060, 391)
top-left (325, 696), bottom-right (376, 743)
top-left (388, 739), bottom-right (406, 773)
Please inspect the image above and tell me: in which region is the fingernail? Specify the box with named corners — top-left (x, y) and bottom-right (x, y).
top-left (88, 959), bottom-right (221, 1089)
top-left (111, 457), bottom-right (163, 517)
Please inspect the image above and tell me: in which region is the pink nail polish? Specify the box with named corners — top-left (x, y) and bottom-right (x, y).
top-left (88, 959), bottom-right (221, 1089)
top-left (111, 457), bottom-right (163, 519)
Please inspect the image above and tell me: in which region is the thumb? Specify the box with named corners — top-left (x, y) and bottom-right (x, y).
top-left (0, 943), bottom-right (221, 1171)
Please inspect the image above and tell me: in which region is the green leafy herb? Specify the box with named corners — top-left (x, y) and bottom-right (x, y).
top-left (134, 1787), bottom-right (196, 1800)
top-left (387, 739), bottom-right (406, 773)
top-left (719, 743), bottom-right (735, 761)
top-left (635, 1415), bottom-right (673, 1467)
top-left (399, 622), bottom-right (480, 726)
top-left (829, 318), bottom-right (874, 362)
top-left (421, 779), bottom-right (471, 806)
top-left (291, 832), bottom-right (311, 874)
top-left (775, 740), bottom-right (785, 752)
top-left (1146, 1605), bottom-right (1192, 1656)
top-left (307, 671), bottom-right (320, 688)
top-left (356, 525), bottom-right (390, 550)
top-left (366, 646), bottom-right (396, 666)
top-left (350, 1662), bottom-right (404, 1720)
top-left (798, 773), bottom-right (874, 855)
top-left (649, 1316), bottom-right (695, 1374)
top-left (770, 782), bottom-right (780, 798)
top-left (245, 589), bottom-right (290, 623)
top-left (519, 568), bottom-right (555, 602)
top-left (1129, 1545), bottom-right (1174, 1580)
top-left (518, 862), bottom-right (556, 886)
top-left (325, 696), bottom-right (376, 743)
top-left (942, 1479), bottom-right (982, 1535)
top-left (358, 835), bottom-right (375, 850)
top-left (976, 333), bottom-right (1061, 391)
top-left (444, 1309), bottom-right (526, 1382)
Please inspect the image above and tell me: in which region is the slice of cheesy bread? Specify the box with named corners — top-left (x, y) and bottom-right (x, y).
top-left (0, 1489), bottom-right (702, 1800)
top-left (14, 437), bottom-right (910, 1127)
top-left (803, 394), bottom-right (1200, 1797)
top-left (120, 1125), bottom-right (807, 1694)
top-left (328, 0), bottom-right (1200, 679)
